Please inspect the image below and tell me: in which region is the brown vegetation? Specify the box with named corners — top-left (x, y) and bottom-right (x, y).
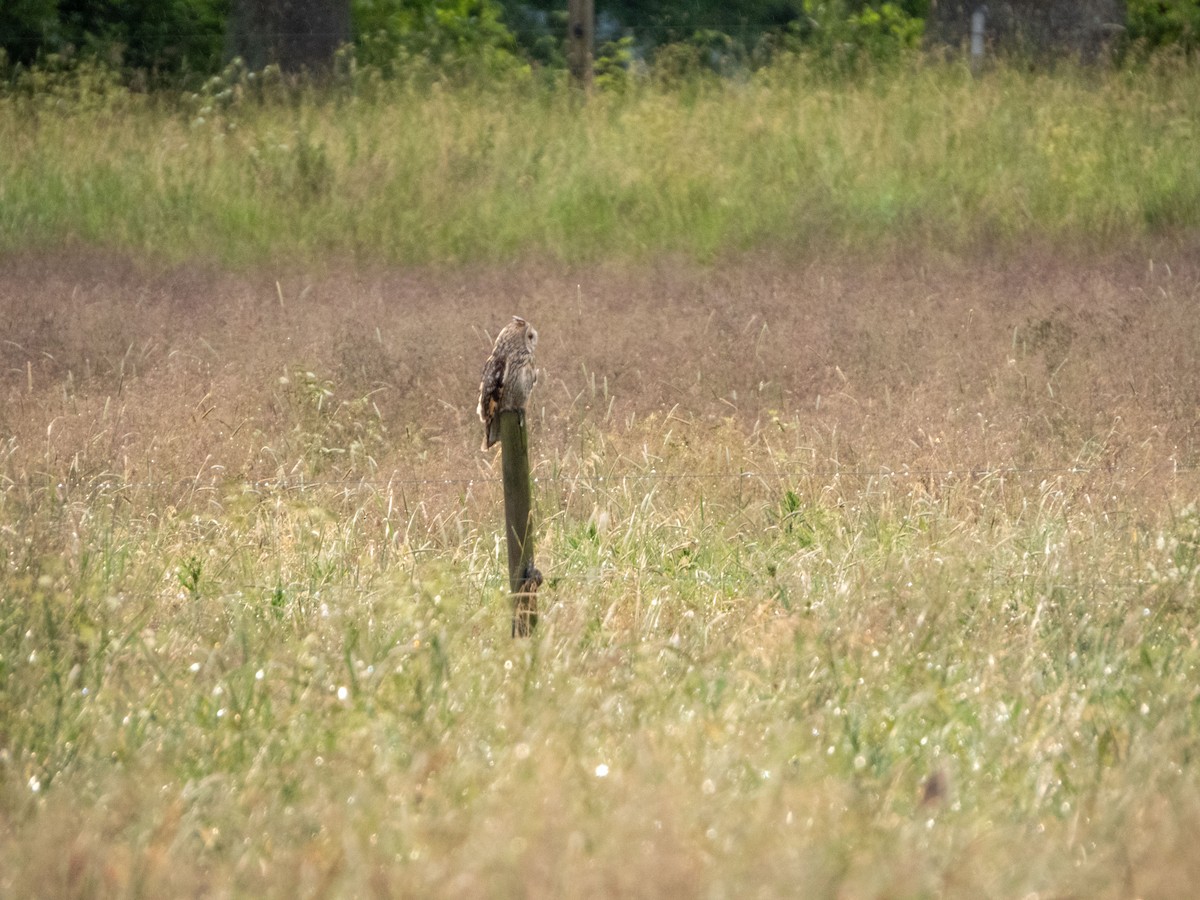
top-left (2, 242), bottom-right (1197, 503)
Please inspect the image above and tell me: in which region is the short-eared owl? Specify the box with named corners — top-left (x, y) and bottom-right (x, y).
top-left (477, 316), bottom-right (538, 450)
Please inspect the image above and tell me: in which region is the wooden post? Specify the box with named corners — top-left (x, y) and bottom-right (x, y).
top-left (500, 410), bottom-right (540, 636)
top-left (567, 0), bottom-right (594, 90)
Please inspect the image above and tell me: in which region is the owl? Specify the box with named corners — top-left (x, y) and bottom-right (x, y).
top-left (477, 315), bottom-right (538, 450)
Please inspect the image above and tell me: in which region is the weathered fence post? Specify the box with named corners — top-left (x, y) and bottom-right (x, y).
top-left (500, 410), bottom-right (540, 637)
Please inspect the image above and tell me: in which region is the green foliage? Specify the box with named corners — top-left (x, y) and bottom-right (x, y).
top-left (6, 52), bottom-right (126, 109)
top-left (768, 0), bottom-right (925, 73)
top-left (594, 35), bottom-right (639, 92)
top-left (601, 0), bottom-right (799, 51)
top-left (0, 0), bottom-right (63, 68)
top-left (178, 554), bottom-right (205, 599)
top-left (846, 1), bottom-right (925, 54)
top-left (650, 29), bottom-right (745, 81)
top-left (353, 0), bottom-right (528, 80)
top-left (6, 0), bottom-right (1200, 94)
top-left (1125, 0), bottom-right (1200, 56)
top-left (607, 2), bottom-right (925, 81)
top-left (2, 0), bottom-right (228, 85)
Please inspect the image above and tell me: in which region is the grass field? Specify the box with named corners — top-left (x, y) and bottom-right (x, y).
top-left (2, 58), bottom-right (1200, 265)
top-left (3, 50), bottom-right (1200, 898)
top-left (2, 240), bottom-right (1200, 896)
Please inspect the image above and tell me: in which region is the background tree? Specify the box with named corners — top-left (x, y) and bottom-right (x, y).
top-left (227, 0), bottom-right (351, 72)
top-left (498, 0), bottom-right (929, 71)
top-left (0, 0), bottom-right (62, 68)
top-left (2, 0), bottom-right (228, 83)
top-left (1125, 0), bottom-right (1200, 56)
top-left (3, 0), bottom-right (1197, 88)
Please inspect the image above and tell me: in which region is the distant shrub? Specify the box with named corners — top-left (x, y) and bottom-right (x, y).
top-left (0, 0), bottom-right (226, 88)
top-left (1125, 0), bottom-right (1200, 57)
top-left (760, 0), bottom-right (926, 75)
top-left (594, 36), bottom-right (640, 92)
top-left (352, 0), bottom-right (530, 82)
top-left (7, 53), bottom-right (129, 113)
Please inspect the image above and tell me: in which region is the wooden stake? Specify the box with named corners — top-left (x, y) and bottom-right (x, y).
top-left (500, 410), bottom-right (540, 636)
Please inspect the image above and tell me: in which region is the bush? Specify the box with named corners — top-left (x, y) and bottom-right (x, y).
top-left (761, 0), bottom-right (925, 75)
top-left (1125, 0), bottom-right (1200, 57)
top-left (352, 0), bottom-right (529, 82)
top-left (1, 0), bottom-right (227, 88)
top-left (0, 0), bottom-right (62, 69)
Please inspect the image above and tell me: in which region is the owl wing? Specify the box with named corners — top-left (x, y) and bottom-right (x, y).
top-left (477, 351), bottom-right (509, 450)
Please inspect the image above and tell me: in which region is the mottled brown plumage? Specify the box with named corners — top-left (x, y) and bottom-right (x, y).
top-left (477, 315), bottom-right (538, 451)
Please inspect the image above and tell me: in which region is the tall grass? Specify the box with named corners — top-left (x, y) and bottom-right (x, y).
top-left (3, 413), bottom-right (1200, 896)
top-left (1, 57), bottom-right (1198, 265)
top-left (2, 250), bottom-right (1200, 895)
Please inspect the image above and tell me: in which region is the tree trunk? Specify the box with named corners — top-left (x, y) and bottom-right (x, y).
top-left (226, 0), bottom-right (351, 73)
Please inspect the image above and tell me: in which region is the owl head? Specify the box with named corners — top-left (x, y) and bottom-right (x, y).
top-left (512, 315), bottom-right (537, 352)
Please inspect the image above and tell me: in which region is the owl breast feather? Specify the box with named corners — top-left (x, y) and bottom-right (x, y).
top-left (498, 352), bottom-right (535, 411)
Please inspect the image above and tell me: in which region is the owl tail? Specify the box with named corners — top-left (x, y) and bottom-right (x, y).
top-left (483, 415), bottom-right (502, 451)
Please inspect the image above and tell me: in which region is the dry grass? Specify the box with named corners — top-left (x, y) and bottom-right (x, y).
top-left (2, 243), bottom-right (1200, 897)
top-left (2, 243), bottom-right (1198, 486)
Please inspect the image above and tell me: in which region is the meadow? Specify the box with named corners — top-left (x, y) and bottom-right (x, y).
top-left (2, 59), bottom-right (1200, 898)
top-left (1, 56), bottom-right (1199, 264)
